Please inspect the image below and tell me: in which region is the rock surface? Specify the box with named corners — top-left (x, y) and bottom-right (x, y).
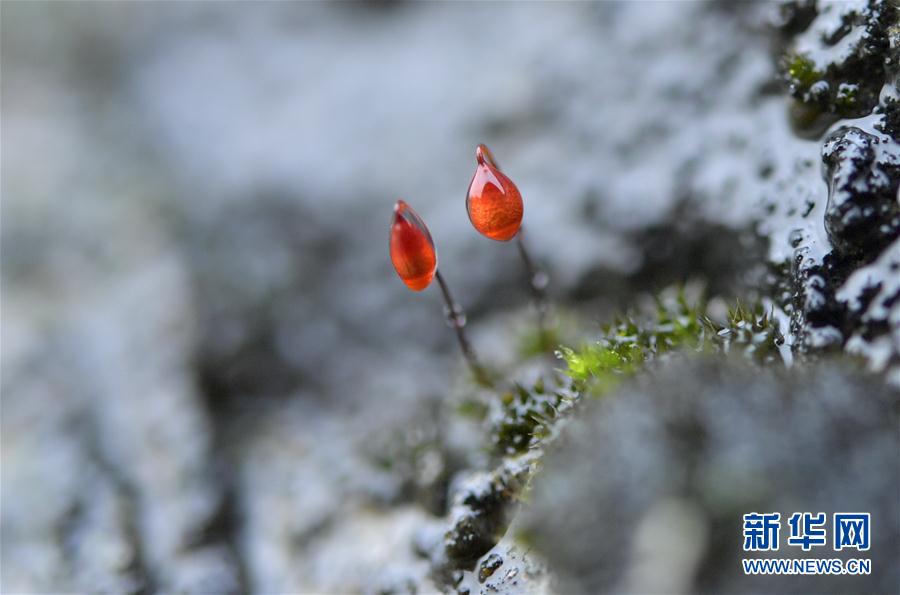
top-left (523, 357), bottom-right (899, 594)
top-left (3, 1), bottom-right (898, 593)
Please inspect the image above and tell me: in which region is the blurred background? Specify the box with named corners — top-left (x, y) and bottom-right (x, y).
top-left (3, 2), bottom-right (896, 594)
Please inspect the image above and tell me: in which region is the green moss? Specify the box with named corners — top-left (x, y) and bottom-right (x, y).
top-left (559, 292), bottom-right (781, 395)
top-left (834, 83), bottom-right (860, 115)
top-left (464, 291), bottom-right (784, 582)
top-left (488, 289), bottom-right (782, 455)
top-left (492, 381), bottom-right (566, 455)
top-left (784, 53), bottom-right (822, 94)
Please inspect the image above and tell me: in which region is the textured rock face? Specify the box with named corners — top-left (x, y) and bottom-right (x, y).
top-left (821, 125), bottom-right (900, 257)
top-left (523, 358), bottom-right (900, 594)
top-left (768, 0), bottom-right (900, 380)
top-left (2, 1), bottom-right (899, 593)
top-left (2, 256), bottom-right (242, 593)
top-left (781, 0), bottom-right (896, 126)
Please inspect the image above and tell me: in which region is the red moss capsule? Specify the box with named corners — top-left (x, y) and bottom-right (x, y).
top-left (466, 144), bottom-right (524, 241)
top-left (389, 200), bottom-right (437, 291)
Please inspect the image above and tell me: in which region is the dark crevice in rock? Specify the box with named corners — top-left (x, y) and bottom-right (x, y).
top-left (429, 456), bottom-right (534, 589)
top-left (190, 388), bottom-right (251, 594)
top-left (55, 500), bottom-right (85, 585)
top-left (83, 416), bottom-right (157, 595)
top-left (181, 190), bottom-right (346, 402)
top-left (774, 0), bottom-right (819, 37)
top-left (569, 213), bottom-right (766, 307)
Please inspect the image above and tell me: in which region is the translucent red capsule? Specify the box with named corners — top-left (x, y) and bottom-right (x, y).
top-left (466, 144), bottom-right (524, 242)
top-left (389, 200), bottom-right (437, 291)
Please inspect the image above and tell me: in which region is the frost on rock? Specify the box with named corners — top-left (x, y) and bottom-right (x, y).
top-left (2, 255), bottom-right (241, 593)
top-left (837, 236), bottom-right (900, 381)
top-left (822, 121), bottom-right (900, 257)
top-left (767, 0), bottom-right (900, 381)
top-left (423, 452), bottom-right (538, 588)
top-left (455, 533), bottom-right (551, 595)
top-left (782, 0), bottom-right (896, 129)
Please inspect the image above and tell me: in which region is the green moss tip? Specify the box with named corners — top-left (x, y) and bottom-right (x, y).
top-left (784, 53), bottom-right (822, 94)
top-left (559, 292), bottom-right (781, 393)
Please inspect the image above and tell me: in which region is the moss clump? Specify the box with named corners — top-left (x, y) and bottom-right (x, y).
top-left (488, 290), bottom-right (782, 456)
top-left (445, 292), bottom-right (783, 587)
top-left (784, 53), bottom-right (822, 96)
top-left (491, 379), bottom-right (569, 455)
top-left (559, 292), bottom-right (782, 395)
top-left (834, 83), bottom-right (860, 114)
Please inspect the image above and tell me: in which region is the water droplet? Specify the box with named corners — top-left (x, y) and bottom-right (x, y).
top-left (466, 144), bottom-right (524, 241)
top-left (443, 305), bottom-right (466, 328)
top-left (390, 200), bottom-right (436, 291)
top-left (532, 270), bottom-right (549, 289)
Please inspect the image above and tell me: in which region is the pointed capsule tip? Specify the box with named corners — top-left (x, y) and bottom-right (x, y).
top-left (393, 199), bottom-right (409, 222)
top-left (475, 143), bottom-right (499, 169)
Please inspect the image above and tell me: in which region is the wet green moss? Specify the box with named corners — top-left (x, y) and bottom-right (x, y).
top-left (489, 290), bottom-right (782, 455)
top-left (492, 381), bottom-right (568, 455)
top-left (834, 83), bottom-right (860, 114)
top-left (444, 291), bottom-right (784, 585)
top-left (559, 294), bottom-right (782, 395)
top-left (784, 53), bottom-right (822, 96)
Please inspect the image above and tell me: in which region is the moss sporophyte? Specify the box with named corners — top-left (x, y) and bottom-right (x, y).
top-left (466, 144), bottom-right (523, 242)
top-left (389, 199), bottom-right (492, 387)
top-left (467, 144), bottom-right (551, 347)
top-left (389, 144), bottom-right (557, 390)
top-left (389, 200), bottom-right (436, 292)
